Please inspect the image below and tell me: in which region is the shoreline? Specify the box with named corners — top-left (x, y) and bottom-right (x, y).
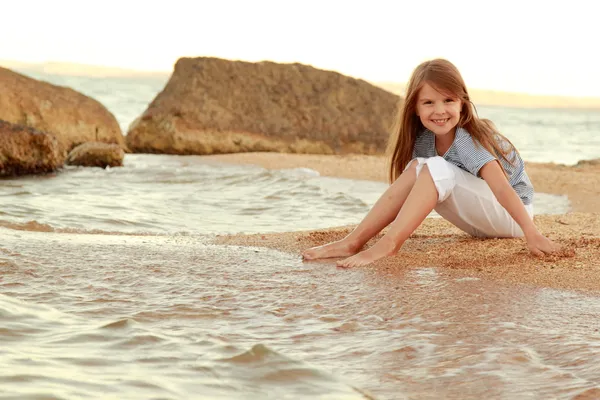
top-left (202, 153), bottom-right (599, 213)
top-left (205, 152), bottom-right (600, 292)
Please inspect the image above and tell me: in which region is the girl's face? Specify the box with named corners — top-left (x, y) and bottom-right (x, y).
top-left (415, 83), bottom-right (462, 137)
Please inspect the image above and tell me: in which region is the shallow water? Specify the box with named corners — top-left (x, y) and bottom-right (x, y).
top-left (2, 229), bottom-right (600, 399)
top-left (0, 154), bottom-right (570, 236)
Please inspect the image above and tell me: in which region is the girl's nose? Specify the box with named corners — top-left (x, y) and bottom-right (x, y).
top-left (434, 102), bottom-right (445, 114)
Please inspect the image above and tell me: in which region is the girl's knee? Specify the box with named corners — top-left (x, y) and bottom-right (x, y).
top-left (407, 159), bottom-right (419, 169)
top-left (406, 159), bottom-right (419, 176)
top-left (397, 159), bottom-right (421, 183)
top-left (404, 158), bottom-right (420, 173)
top-left (420, 158), bottom-right (456, 202)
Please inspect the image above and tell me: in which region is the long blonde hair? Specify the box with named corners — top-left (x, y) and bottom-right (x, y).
top-left (387, 59), bottom-right (517, 183)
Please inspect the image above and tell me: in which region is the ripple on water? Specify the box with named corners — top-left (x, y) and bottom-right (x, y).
top-left (0, 154), bottom-right (571, 236)
top-left (1, 229), bottom-right (600, 399)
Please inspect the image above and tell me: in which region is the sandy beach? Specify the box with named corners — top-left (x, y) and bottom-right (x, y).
top-left (207, 153), bottom-right (600, 292)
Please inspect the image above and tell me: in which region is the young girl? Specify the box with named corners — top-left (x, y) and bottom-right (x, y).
top-left (302, 58), bottom-right (560, 268)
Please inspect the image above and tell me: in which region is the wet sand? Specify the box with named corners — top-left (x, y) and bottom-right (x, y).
top-left (206, 153), bottom-right (600, 292)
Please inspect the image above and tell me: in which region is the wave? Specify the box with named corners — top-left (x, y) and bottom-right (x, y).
top-left (0, 293), bottom-right (375, 399)
top-left (218, 344), bottom-right (375, 399)
top-left (0, 219), bottom-right (168, 236)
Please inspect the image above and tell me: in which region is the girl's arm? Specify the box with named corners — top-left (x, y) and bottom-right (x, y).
top-left (479, 160), bottom-right (561, 256)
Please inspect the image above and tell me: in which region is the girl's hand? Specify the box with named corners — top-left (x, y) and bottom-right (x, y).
top-left (526, 232), bottom-right (562, 257)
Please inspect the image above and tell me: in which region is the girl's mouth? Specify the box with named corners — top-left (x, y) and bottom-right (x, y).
top-left (432, 118), bottom-right (449, 126)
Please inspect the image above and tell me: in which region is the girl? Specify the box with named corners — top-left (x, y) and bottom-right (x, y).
top-left (302, 58), bottom-right (560, 268)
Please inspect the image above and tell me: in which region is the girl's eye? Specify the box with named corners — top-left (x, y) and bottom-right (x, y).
top-left (423, 101), bottom-right (432, 105)
top-left (445, 98), bottom-right (455, 103)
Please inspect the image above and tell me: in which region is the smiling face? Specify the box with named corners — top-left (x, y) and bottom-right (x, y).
top-left (416, 82), bottom-right (462, 137)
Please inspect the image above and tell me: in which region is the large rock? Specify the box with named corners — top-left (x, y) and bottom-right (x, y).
top-left (575, 158), bottom-right (600, 168)
top-left (65, 142), bottom-right (125, 168)
top-left (0, 67), bottom-right (127, 160)
top-left (126, 57), bottom-right (401, 155)
top-left (0, 119), bottom-right (62, 176)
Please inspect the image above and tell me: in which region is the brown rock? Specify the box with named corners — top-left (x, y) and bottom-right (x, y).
top-left (66, 142), bottom-right (125, 168)
top-left (575, 158), bottom-right (600, 168)
top-left (0, 67), bottom-right (127, 159)
top-left (126, 57), bottom-right (401, 155)
top-left (0, 119), bottom-right (62, 176)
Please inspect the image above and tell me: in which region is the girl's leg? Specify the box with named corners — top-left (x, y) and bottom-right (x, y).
top-left (433, 162), bottom-right (533, 238)
top-left (337, 164), bottom-right (438, 268)
top-left (337, 157), bottom-right (533, 268)
top-left (302, 160), bottom-right (420, 260)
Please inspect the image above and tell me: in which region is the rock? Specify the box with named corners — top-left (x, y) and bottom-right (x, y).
top-left (0, 67), bottom-right (127, 160)
top-left (0, 119), bottom-right (62, 176)
top-left (575, 158), bottom-right (600, 168)
top-left (126, 57), bottom-right (401, 155)
top-left (66, 142), bottom-right (125, 168)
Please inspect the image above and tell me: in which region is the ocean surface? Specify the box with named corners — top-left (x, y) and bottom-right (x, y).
top-left (1, 70), bottom-right (599, 399)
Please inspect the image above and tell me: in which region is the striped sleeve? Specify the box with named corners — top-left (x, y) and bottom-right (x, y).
top-left (413, 132), bottom-right (435, 159)
top-left (455, 131), bottom-right (497, 177)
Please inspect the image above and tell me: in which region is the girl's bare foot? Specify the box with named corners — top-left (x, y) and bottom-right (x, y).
top-left (336, 237), bottom-right (401, 268)
top-left (302, 239), bottom-right (361, 260)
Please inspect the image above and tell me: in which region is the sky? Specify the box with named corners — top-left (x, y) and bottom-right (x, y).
top-left (1, 0), bottom-right (598, 97)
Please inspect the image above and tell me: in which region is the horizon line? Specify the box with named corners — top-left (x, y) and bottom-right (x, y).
top-left (3, 58), bottom-right (600, 103)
